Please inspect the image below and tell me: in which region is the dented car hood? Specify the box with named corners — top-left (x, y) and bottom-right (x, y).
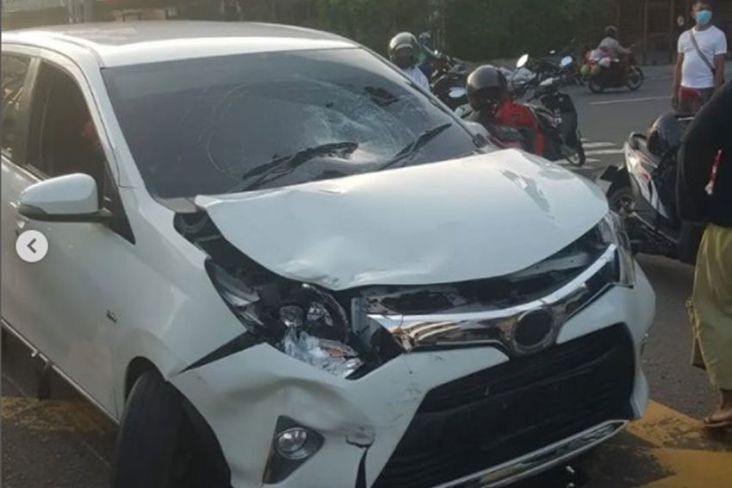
top-left (195, 149), bottom-right (608, 291)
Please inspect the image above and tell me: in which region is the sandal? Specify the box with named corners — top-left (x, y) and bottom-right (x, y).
top-left (702, 411), bottom-right (732, 429)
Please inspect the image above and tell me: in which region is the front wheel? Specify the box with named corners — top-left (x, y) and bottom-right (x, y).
top-left (111, 371), bottom-right (230, 488)
top-left (627, 66), bottom-right (644, 91)
top-left (565, 137), bottom-right (586, 167)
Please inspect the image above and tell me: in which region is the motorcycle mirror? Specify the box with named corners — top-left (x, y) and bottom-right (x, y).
top-left (560, 56), bottom-right (573, 68)
top-left (516, 54), bottom-right (530, 69)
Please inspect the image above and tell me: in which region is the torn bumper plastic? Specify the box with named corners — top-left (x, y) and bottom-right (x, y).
top-left (171, 264), bottom-right (654, 488)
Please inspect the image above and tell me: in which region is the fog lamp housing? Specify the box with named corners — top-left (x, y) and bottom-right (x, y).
top-left (263, 417), bottom-right (324, 483)
top-left (276, 428), bottom-right (313, 460)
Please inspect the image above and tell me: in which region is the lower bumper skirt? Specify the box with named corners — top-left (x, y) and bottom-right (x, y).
top-left (437, 420), bottom-right (627, 488)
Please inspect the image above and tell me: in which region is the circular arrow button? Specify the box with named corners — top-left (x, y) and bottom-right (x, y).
top-left (15, 230), bottom-right (49, 263)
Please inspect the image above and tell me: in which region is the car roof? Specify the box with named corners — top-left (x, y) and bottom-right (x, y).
top-left (2, 21), bottom-right (358, 67)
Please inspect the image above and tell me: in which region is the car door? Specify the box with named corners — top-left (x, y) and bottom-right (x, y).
top-left (1, 51), bottom-right (43, 347)
top-left (3, 54), bottom-right (136, 417)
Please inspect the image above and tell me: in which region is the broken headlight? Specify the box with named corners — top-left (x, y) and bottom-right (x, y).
top-left (598, 212), bottom-right (636, 287)
top-left (207, 262), bottom-right (364, 377)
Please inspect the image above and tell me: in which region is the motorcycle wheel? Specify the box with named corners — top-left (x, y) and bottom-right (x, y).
top-left (566, 135), bottom-right (586, 167)
top-left (627, 66), bottom-right (644, 91)
top-left (588, 77), bottom-right (605, 94)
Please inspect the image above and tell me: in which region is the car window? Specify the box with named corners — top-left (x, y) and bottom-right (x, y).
top-left (26, 62), bottom-right (106, 189)
top-left (103, 48), bottom-right (480, 200)
top-left (1, 54), bottom-right (32, 163)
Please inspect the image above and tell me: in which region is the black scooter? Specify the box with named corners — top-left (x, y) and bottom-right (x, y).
top-left (512, 54), bottom-right (586, 166)
top-left (430, 54), bottom-right (469, 110)
top-left (599, 114), bottom-right (701, 263)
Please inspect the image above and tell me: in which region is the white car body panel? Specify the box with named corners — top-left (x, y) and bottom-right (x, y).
top-left (172, 266), bottom-right (655, 488)
top-left (5, 22), bottom-right (357, 68)
top-left (1, 22), bottom-right (656, 488)
top-left (197, 150), bottom-right (608, 291)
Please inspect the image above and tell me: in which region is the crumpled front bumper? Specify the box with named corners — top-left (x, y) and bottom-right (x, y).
top-left (171, 264), bottom-right (654, 488)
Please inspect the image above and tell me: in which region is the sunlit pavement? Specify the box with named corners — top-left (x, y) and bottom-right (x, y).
top-left (3, 75), bottom-right (732, 488)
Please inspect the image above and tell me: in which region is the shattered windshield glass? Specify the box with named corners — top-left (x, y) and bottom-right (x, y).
top-left (103, 48), bottom-right (479, 199)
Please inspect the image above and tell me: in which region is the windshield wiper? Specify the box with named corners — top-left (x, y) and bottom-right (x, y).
top-left (379, 123), bottom-right (452, 171)
top-left (232, 142), bottom-right (359, 193)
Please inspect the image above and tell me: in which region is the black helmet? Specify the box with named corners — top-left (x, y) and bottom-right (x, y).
top-left (389, 32), bottom-right (418, 69)
top-left (418, 32), bottom-right (433, 48)
top-left (647, 113), bottom-right (684, 157)
top-left (466, 65), bottom-right (509, 114)
top-left (605, 25), bottom-right (618, 38)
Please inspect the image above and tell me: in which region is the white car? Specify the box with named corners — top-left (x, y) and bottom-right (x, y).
top-left (1, 22), bottom-right (654, 488)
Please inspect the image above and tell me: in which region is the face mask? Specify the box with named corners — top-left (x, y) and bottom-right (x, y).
top-left (695, 10), bottom-right (713, 26)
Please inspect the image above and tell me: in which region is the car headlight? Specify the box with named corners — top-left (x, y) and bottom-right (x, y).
top-left (598, 212), bottom-right (636, 287)
top-left (206, 261), bottom-right (364, 377)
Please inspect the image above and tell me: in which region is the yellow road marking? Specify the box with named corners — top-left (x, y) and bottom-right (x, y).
top-left (625, 402), bottom-right (732, 488)
top-left (1, 396), bottom-right (113, 433)
top-left (639, 449), bottom-right (732, 488)
top-left (629, 401), bottom-right (731, 452)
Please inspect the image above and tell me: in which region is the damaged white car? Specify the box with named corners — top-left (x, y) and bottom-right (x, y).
top-left (1, 22), bottom-right (655, 488)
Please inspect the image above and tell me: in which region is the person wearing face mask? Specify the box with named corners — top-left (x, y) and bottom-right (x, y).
top-left (672, 1), bottom-right (727, 114)
top-left (388, 32), bottom-right (431, 91)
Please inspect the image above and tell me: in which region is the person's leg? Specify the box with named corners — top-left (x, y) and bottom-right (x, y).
top-left (690, 224), bottom-right (732, 427)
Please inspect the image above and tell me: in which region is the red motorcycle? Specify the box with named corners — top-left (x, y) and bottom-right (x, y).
top-left (582, 50), bottom-right (644, 93)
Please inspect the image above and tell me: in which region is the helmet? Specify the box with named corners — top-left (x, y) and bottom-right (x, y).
top-left (646, 113), bottom-right (684, 157)
top-left (389, 32), bottom-right (419, 69)
top-left (605, 25), bottom-right (618, 38)
top-left (418, 32), bottom-right (433, 48)
top-left (466, 65), bottom-right (509, 114)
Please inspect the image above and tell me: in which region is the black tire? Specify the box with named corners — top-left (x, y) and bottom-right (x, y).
top-left (566, 135), bottom-right (586, 167)
top-left (627, 66), bottom-right (644, 91)
top-left (111, 371), bottom-right (229, 488)
top-left (588, 77), bottom-right (605, 94)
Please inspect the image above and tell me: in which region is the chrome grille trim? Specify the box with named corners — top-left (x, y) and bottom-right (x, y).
top-left (369, 245), bottom-right (617, 354)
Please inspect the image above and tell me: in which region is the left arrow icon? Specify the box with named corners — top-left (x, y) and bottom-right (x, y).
top-left (16, 230), bottom-right (48, 263)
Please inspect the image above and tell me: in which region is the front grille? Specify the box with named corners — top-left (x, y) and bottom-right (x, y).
top-left (373, 324), bottom-right (635, 488)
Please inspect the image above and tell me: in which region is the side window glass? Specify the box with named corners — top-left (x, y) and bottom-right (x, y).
top-left (1, 54), bottom-right (31, 163)
top-left (27, 62), bottom-right (107, 190)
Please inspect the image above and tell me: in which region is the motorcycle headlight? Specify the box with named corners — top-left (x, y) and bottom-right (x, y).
top-left (206, 262), bottom-right (364, 378)
top-left (597, 212), bottom-right (636, 287)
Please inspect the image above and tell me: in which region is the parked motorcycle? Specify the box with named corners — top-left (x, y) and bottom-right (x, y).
top-left (600, 113), bottom-right (701, 263)
top-left (543, 39), bottom-right (584, 86)
top-left (431, 54), bottom-right (469, 110)
top-left (511, 54), bottom-right (586, 166)
top-left (583, 51), bottom-right (644, 93)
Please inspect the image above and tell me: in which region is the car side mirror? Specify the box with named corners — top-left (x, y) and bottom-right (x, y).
top-left (18, 173), bottom-right (111, 223)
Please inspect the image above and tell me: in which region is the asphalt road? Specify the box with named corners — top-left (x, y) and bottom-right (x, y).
top-left (3, 71), bottom-right (731, 488)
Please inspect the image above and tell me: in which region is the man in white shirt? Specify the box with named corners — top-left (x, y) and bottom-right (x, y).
top-left (388, 32), bottom-right (431, 91)
top-left (672, 1), bottom-right (727, 114)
